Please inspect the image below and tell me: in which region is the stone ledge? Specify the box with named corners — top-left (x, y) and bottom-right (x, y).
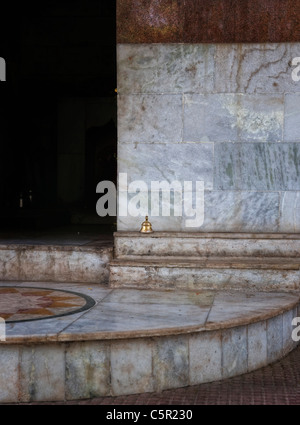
top-left (0, 246), bottom-right (112, 284)
top-left (109, 265), bottom-right (300, 292)
top-left (114, 232), bottom-right (300, 258)
top-left (114, 231), bottom-right (300, 239)
top-left (111, 256), bottom-right (300, 270)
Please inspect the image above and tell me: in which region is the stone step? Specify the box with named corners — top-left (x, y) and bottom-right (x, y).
top-left (0, 243), bottom-right (113, 284)
top-left (114, 232), bottom-right (300, 258)
top-left (109, 256), bottom-right (300, 291)
top-left (111, 256), bottom-right (300, 269)
top-left (1, 281), bottom-right (299, 402)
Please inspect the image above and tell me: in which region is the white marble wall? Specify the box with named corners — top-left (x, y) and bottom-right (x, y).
top-left (117, 43), bottom-right (300, 232)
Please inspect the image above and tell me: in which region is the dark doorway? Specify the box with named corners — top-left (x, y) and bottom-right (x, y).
top-left (0, 0), bottom-right (117, 233)
top-left (85, 120), bottom-right (117, 208)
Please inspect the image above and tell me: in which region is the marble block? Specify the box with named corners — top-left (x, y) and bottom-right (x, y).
top-left (222, 326), bottom-right (248, 379)
top-left (0, 250), bottom-right (18, 280)
top-left (214, 143), bottom-right (300, 191)
top-left (282, 309), bottom-right (296, 355)
top-left (0, 346), bottom-right (19, 403)
top-left (202, 191), bottom-right (280, 233)
top-left (118, 94), bottom-right (182, 143)
top-left (214, 43), bottom-right (300, 94)
top-left (247, 321), bottom-right (267, 371)
top-left (279, 191), bottom-right (300, 233)
top-left (19, 344), bottom-right (65, 402)
top-left (153, 335), bottom-right (189, 391)
top-left (284, 94), bottom-right (300, 142)
top-left (117, 44), bottom-right (215, 94)
top-left (189, 331), bottom-right (222, 384)
top-left (183, 94), bottom-right (283, 142)
top-left (267, 314), bottom-right (283, 363)
top-left (111, 339), bottom-right (154, 395)
top-left (65, 341), bottom-right (110, 399)
top-left (118, 142), bottom-right (214, 189)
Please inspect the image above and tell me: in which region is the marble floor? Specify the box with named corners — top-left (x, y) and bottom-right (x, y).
top-left (1, 281), bottom-right (299, 344)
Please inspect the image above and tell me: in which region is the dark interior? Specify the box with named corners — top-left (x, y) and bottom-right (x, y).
top-left (0, 0), bottom-right (117, 234)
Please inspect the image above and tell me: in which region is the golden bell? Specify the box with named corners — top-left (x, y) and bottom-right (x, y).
top-left (140, 216), bottom-right (153, 233)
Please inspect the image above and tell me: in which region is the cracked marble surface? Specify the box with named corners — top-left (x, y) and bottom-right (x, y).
top-left (1, 281), bottom-right (299, 344)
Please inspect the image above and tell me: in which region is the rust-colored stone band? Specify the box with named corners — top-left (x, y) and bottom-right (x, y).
top-left (117, 0), bottom-right (300, 43)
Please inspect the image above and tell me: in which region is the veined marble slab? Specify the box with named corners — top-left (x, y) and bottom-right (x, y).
top-left (214, 43), bottom-right (300, 94)
top-left (214, 143), bottom-right (300, 191)
top-left (279, 191), bottom-right (300, 233)
top-left (118, 94), bottom-right (182, 143)
top-left (284, 94), bottom-right (300, 142)
top-left (117, 190), bottom-right (280, 232)
top-left (183, 94), bottom-right (283, 143)
top-left (117, 44), bottom-right (215, 94)
top-left (118, 142), bottom-right (214, 189)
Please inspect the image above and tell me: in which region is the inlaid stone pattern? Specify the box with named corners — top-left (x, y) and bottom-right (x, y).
top-left (117, 42), bottom-right (300, 232)
top-left (0, 287), bottom-right (94, 322)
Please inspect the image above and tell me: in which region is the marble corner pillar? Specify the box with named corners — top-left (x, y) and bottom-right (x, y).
top-left (116, 0), bottom-right (300, 233)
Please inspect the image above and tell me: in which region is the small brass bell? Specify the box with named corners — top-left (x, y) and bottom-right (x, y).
top-left (140, 216), bottom-right (153, 233)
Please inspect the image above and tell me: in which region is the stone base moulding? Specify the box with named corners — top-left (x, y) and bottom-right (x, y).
top-left (0, 244), bottom-right (113, 284)
top-left (110, 232), bottom-right (300, 291)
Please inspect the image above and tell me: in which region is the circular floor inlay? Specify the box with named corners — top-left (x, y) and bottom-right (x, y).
top-left (0, 287), bottom-right (95, 323)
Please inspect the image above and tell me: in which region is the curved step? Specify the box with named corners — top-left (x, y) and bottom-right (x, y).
top-left (0, 282), bottom-right (299, 402)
